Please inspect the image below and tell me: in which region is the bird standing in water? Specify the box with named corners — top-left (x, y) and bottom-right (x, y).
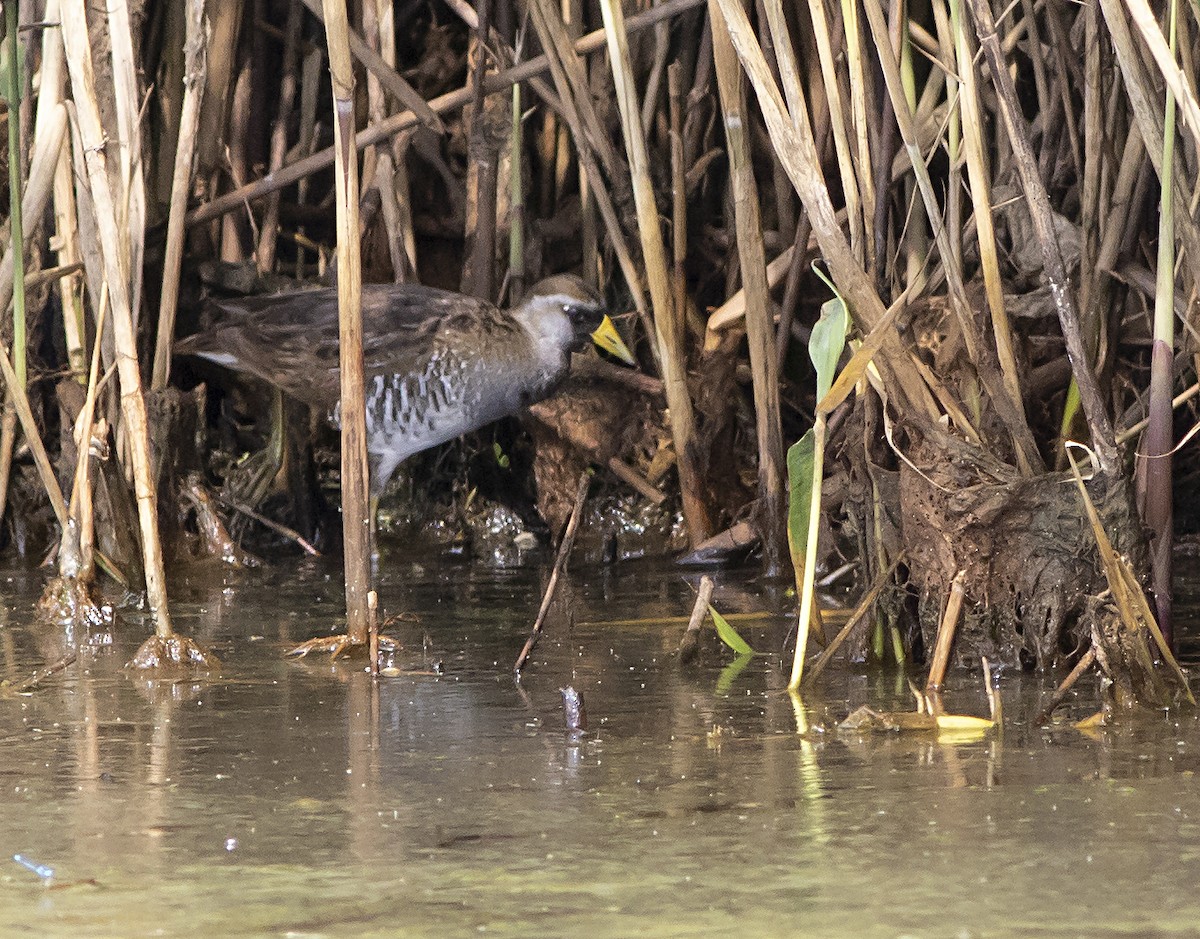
top-left (178, 273), bottom-right (634, 530)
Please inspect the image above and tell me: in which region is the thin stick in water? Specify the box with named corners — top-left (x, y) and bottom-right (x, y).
top-left (514, 472), bottom-right (590, 675)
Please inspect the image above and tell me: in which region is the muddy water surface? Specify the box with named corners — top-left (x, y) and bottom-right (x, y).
top-left (1, 552), bottom-right (1199, 938)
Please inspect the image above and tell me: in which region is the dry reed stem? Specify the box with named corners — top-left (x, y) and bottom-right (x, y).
top-left (255, 0), bottom-right (301, 276)
top-left (711, 3), bottom-right (786, 572)
top-left (61, 0), bottom-right (176, 639)
top-left (107, 0), bottom-right (146, 328)
top-left (604, 0), bottom-right (711, 546)
top-left (322, 0), bottom-right (372, 645)
top-left (863, 0), bottom-right (1041, 475)
top-left (668, 62), bottom-right (687, 329)
top-left (966, 0), bottom-right (1118, 474)
top-left (1066, 451), bottom-right (1194, 704)
top-left (0, 103), bottom-right (65, 315)
top-left (363, 0), bottom-right (410, 282)
top-left (1034, 646), bottom-right (1098, 725)
top-left (948, 0), bottom-right (1023, 447)
top-left (926, 569), bottom-right (966, 692)
top-left (0, 338), bottom-right (67, 529)
top-left (711, 0), bottom-right (937, 423)
top-left (677, 573), bottom-right (716, 660)
top-left (526, 0), bottom-right (648, 319)
top-left (1099, 0), bottom-right (1200, 295)
top-left (839, 0), bottom-right (876, 270)
top-left (187, 0), bottom-right (705, 228)
top-left (64, 296), bottom-right (108, 578)
top-left (805, 0), bottom-right (865, 261)
top-left (39, 1), bottom-right (86, 383)
top-left (151, 0), bottom-right (207, 393)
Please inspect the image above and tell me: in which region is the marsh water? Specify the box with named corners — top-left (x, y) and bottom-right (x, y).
top-left (2, 548), bottom-right (1200, 938)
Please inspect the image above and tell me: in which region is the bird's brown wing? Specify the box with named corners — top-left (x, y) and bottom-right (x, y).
top-left (178, 284), bottom-right (506, 408)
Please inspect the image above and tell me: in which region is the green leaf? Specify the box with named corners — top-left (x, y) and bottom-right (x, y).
top-left (810, 295), bottom-right (849, 401)
top-left (786, 430), bottom-right (815, 584)
top-left (709, 604), bottom-right (753, 654)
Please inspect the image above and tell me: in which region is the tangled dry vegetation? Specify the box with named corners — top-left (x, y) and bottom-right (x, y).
top-left (0, 0), bottom-right (1196, 696)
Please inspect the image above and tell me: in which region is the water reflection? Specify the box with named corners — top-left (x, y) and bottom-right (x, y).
top-left (0, 554), bottom-right (1197, 935)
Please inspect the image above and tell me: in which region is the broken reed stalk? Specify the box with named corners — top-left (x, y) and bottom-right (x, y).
top-left (151, 0), bottom-right (206, 393)
top-left (1035, 645), bottom-right (1098, 725)
top-left (460, 0), bottom-right (499, 300)
top-left (926, 569), bottom-right (966, 692)
top-left (514, 472), bottom-right (590, 675)
top-left (368, 590), bottom-right (379, 677)
top-left (677, 573), bottom-right (716, 662)
top-left (213, 493), bottom-right (322, 556)
top-left (322, 0), bottom-right (373, 646)
top-left (710, 6), bottom-right (787, 575)
top-left (60, 0), bottom-right (197, 659)
top-left (602, 0), bottom-right (712, 547)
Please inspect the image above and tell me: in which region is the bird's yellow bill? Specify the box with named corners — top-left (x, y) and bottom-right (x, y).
top-left (591, 315), bottom-right (636, 365)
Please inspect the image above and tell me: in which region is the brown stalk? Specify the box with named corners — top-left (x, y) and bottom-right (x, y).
top-left (925, 569), bottom-right (966, 692)
top-left (677, 573), bottom-right (716, 662)
top-left (669, 61), bottom-right (688, 329)
top-left (362, 0), bottom-right (411, 282)
top-left (711, 2), bottom-right (786, 573)
top-left (254, 0), bottom-right (300, 276)
top-left (298, 0), bottom-right (443, 133)
top-left (1034, 646), bottom-right (1098, 725)
top-left (862, 0), bottom-right (1041, 475)
top-left (966, 0), bottom-right (1118, 474)
top-left (323, 0), bottom-right (372, 646)
top-left (151, 0), bottom-right (207, 393)
top-left (603, 0), bottom-right (712, 546)
top-left (804, 557), bottom-right (900, 684)
top-left (461, 0), bottom-right (500, 300)
top-left (60, 0), bottom-right (198, 656)
top-left (186, 0), bottom-right (706, 229)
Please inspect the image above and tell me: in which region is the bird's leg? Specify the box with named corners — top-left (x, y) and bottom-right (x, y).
top-left (224, 387), bottom-right (286, 522)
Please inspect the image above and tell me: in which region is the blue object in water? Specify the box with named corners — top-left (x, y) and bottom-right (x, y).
top-left (12, 854), bottom-right (54, 880)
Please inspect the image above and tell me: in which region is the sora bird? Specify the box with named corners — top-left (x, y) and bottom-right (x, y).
top-left (176, 274), bottom-right (634, 510)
